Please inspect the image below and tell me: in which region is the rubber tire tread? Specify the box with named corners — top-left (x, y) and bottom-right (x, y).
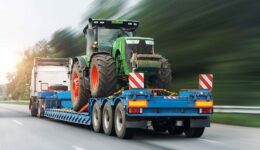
top-left (71, 62), bottom-right (90, 111)
top-left (92, 103), bottom-right (102, 133)
top-left (102, 102), bottom-right (114, 136)
top-left (90, 54), bottom-right (117, 97)
top-left (31, 101), bottom-right (38, 117)
top-left (37, 99), bottom-right (44, 118)
top-left (114, 102), bottom-right (133, 139)
top-left (151, 61), bottom-right (172, 90)
top-left (152, 121), bottom-right (168, 132)
top-left (184, 127), bottom-right (205, 138)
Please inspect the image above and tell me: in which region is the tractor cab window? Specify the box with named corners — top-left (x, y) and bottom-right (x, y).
top-left (97, 28), bottom-right (133, 53)
top-left (125, 39), bottom-right (154, 60)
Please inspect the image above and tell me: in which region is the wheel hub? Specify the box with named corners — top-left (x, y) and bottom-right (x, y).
top-left (91, 65), bottom-right (99, 90)
top-left (72, 73), bottom-right (80, 101)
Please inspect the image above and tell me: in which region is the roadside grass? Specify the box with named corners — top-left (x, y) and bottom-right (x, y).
top-left (211, 113), bottom-right (260, 127)
top-left (0, 100), bottom-right (29, 105)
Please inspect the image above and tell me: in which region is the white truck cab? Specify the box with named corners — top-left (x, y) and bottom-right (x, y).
top-left (29, 57), bottom-right (71, 114)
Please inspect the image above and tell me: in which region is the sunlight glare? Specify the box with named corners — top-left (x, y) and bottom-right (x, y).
top-left (0, 50), bottom-right (19, 84)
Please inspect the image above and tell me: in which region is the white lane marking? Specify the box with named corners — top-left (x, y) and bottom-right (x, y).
top-left (199, 138), bottom-right (223, 144)
top-left (72, 145), bottom-right (85, 150)
top-left (12, 120), bottom-right (24, 126)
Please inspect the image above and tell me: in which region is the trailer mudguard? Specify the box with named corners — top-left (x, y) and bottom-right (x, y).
top-left (189, 117), bottom-right (210, 128)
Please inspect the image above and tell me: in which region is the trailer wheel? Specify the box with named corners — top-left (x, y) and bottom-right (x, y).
top-left (114, 102), bottom-right (133, 139)
top-left (90, 55), bottom-right (117, 97)
top-left (37, 99), bottom-right (44, 118)
top-left (92, 102), bottom-right (102, 133)
top-left (152, 121), bottom-right (168, 132)
top-left (31, 101), bottom-right (38, 117)
top-left (71, 61), bottom-right (90, 111)
top-left (184, 127), bottom-right (205, 138)
top-left (102, 102), bottom-right (114, 136)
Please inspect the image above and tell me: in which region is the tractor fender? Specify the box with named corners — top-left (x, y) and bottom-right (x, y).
top-left (71, 56), bottom-right (88, 73)
top-left (89, 52), bottom-right (110, 64)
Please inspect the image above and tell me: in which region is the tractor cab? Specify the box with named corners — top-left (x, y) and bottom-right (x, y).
top-left (83, 18), bottom-right (139, 60)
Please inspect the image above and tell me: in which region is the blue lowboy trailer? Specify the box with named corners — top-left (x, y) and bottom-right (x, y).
top-left (35, 88), bottom-right (214, 139)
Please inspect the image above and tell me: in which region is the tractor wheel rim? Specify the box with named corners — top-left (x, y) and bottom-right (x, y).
top-left (92, 65), bottom-right (99, 90)
top-left (72, 73), bottom-right (80, 101)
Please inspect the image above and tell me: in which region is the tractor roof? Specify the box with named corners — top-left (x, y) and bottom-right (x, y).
top-left (83, 18), bottom-right (139, 34)
top-left (123, 37), bottom-right (154, 41)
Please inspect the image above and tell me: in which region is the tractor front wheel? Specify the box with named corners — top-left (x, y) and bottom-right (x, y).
top-left (71, 61), bottom-right (90, 111)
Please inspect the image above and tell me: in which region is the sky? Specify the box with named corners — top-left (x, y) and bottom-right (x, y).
top-left (0, 0), bottom-right (94, 84)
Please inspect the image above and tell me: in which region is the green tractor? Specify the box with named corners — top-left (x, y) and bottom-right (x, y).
top-left (71, 18), bottom-right (172, 111)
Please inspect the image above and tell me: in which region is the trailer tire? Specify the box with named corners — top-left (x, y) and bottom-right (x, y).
top-left (71, 61), bottom-right (90, 111)
top-left (114, 102), bottom-right (133, 139)
top-left (102, 102), bottom-right (114, 136)
top-left (184, 127), bottom-right (205, 138)
top-left (150, 61), bottom-right (172, 90)
top-left (90, 55), bottom-right (117, 97)
top-left (31, 101), bottom-right (38, 117)
top-left (152, 121), bottom-right (168, 132)
top-left (37, 99), bottom-right (44, 118)
top-left (92, 102), bottom-right (102, 133)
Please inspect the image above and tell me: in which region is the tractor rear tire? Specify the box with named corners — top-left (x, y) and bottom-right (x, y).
top-left (90, 55), bottom-right (117, 97)
top-left (71, 62), bottom-right (90, 111)
top-left (151, 61), bottom-right (172, 90)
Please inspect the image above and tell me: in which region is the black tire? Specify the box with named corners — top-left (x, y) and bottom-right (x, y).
top-left (37, 99), bottom-right (44, 118)
top-left (31, 101), bottom-right (38, 117)
top-left (92, 102), bottom-right (102, 133)
top-left (150, 61), bottom-right (172, 90)
top-left (114, 102), bottom-right (133, 139)
top-left (102, 102), bottom-right (114, 136)
top-left (184, 127), bottom-right (205, 138)
top-left (152, 120), bottom-right (168, 132)
top-left (71, 61), bottom-right (90, 111)
top-left (90, 55), bottom-right (117, 97)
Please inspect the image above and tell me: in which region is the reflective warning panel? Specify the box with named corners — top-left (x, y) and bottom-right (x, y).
top-left (199, 74), bottom-right (213, 90)
top-left (129, 73), bottom-right (144, 89)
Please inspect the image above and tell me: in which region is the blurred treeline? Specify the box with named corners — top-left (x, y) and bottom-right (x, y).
top-left (6, 0), bottom-right (260, 105)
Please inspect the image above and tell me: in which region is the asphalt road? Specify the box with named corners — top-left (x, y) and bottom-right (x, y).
top-left (0, 104), bottom-right (260, 150)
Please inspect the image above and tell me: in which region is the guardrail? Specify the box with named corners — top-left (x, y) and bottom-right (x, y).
top-left (0, 100), bottom-right (29, 104)
top-left (214, 105), bottom-right (260, 114)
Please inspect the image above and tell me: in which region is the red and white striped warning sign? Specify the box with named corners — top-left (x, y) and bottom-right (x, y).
top-left (129, 73), bottom-right (144, 89)
top-left (199, 74), bottom-right (213, 90)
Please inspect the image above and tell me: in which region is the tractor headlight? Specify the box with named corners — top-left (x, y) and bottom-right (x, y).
top-left (145, 40), bottom-right (154, 45)
top-left (126, 40), bottom-right (140, 44)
